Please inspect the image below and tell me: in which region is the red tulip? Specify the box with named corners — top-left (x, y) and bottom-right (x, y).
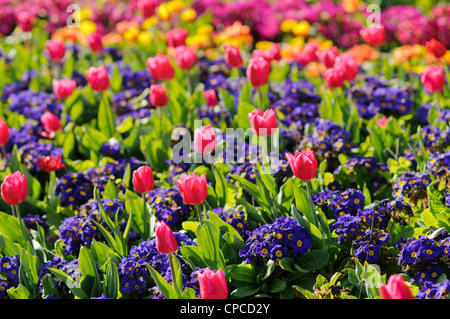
top-left (45, 39), bottom-right (66, 62)
top-left (41, 112), bottom-right (62, 133)
top-left (425, 38), bottom-right (447, 59)
top-left (322, 67), bottom-right (344, 88)
top-left (224, 44), bottom-right (243, 68)
top-left (86, 32), bottom-right (103, 53)
top-left (379, 274), bottom-right (413, 299)
top-left (146, 54), bottom-right (175, 81)
top-left (16, 11), bottom-right (34, 32)
top-left (286, 149), bottom-right (318, 181)
top-left (176, 173), bottom-right (208, 205)
top-left (155, 221), bottom-right (178, 254)
top-left (376, 116), bottom-right (388, 128)
top-left (174, 45), bottom-right (197, 70)
top-left (204, 90), bottom-right (218, 107)
top-left (167, 28), bottom-right (189, 48)
top-left (86, 65), bottom-right (110, 92)
top-left (295, 42), bottom-right (319, 66)
top-left (52, 78), bottom-right (76, 99)
top-left (37, 154), bottom-right (66, 172)
top-left (333, 53), bottom-right (358, 82)
top-left (316, 46), bottom-right (339, 68)
top-left (248, 109), bottom-right (278, 137)
top-left (1, 171), bottom-right (28, 206)
top-left (421, 65), bottom-right (446, 93)
top-left (149, 84), bottom-right (168, 107)
top-left (197, 268), bottom-right (228, 299)
top-left (0, 119), bottom-right (10, 147)
top-left (138, 0), bottom-right (157, 18)
top-left (359, 25), bottom-right (386, 47)
top-left (252, 43), bottom-right (281, 63)
top-left (246, 56), bottom-right (271, 88)
top-left (132, 166), bottom-right (155, 194)
top-left (194, 124), bottom-right (217, 154)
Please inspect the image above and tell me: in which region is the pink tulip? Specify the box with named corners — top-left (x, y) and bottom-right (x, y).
top-left (425, 38), bottom-right (447, 59)
top-left (224, 44), bottom-right (243, 68)
top-left (167, 28), bottom-right (189, 48)
top-left (248, 109), bottom-right (278, 136)
top-left (176, 173), bottom-right (208, 205)
top-left (295, 42), bottom-right (319, 66)
top-left (138, 0), bottom-right (157, 18)
top-left (41, 112), bottom-right (62, 133)
top-left (333, 53), bottom-right (358, 82)
top-left (420, 65), bottom-right (445, 93)
top-left (379, 274), bottom-right (414, 299)
top-left (86, 32), bottom-right (103, 53)
top-left (45, 39), bottom-right (66, 62)
top-left (322, 68), bottom-right (344, 88)
top-left (146, 54), bottom-right (175, 81)
top-left (149, 84), bottom-right (168, 107)
top-left (174, 45), bottom-right (197, 70)
top-left (194, 124), bottom-right (217, 154)
top-left (359, 25), bottom-right (386, 47)
top-left (132, 166), bottom-right (155, 194)
top-left (204, 90), bottom-right (218, 107)
top-left (246, 56), bottom-right (271, 88)
top-left (198, 268), bottom-right (228, 299)
top-left (86, 65), bottom-right (110, 92)
top-left (52, 79), bottom-right (76, 99)
top-left (1, 171), bottom-right (28, 206)
top-left (16, 11), bottom-right (34, 32)
top-left (155, 221), bottom-right (178, 254)
top-left (286, 149), bottom-right (318, 181)
top-left (37, 154), bottom-right (66, 172)
top-left (376, 117), bottom-right (388, 128)
top-left (316, 46), bottom-right (339, 68)
top-left (0, 119), bottom-right (10, 147)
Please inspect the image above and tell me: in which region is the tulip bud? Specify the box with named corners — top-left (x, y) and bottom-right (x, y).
top-left (316, 46), bottom-right (339, 68)
top-left (149, 84), bottom-right (168, 107)
top-left (425, 38), bottom-right (447, 59)
top-left (198, 268), bottom-right (228, 299)
top-left (37, 154), bottom-right (66, 172)
top-left (86, 65), bottom-right (110, 92)
top-left (322, 67), bottom-right (344, 88)
top-left (246, 56), bottom-right (271, 88)
top-left (0, 120), bottom-right (10, 147)
top-left (379, 274), bottom-right (413, 299)
top-left (138, 0), bottom-right (157, 18)
top-left (248, 109), bottom-right (278, 136)
top-left (224, 44), bottom-right (243, 68)
top-left (45, 39), bottom-right (66, 62)
top-left (176, 173), bottom-right (208, 205)
top-left (155, 221), bottom-right (178, 254)
top-left (167, 28), bottom-right (189, 48)
top-left (53, 79), bottom-right (76, 99)
top-left (204, 90), bottom-right (218, 107)
top-left (286, 149), bottom-right (318, 181)
top-left (132, 166), bottom-right (155, 194)
top-left (16, 11), bottom-right (34, 32)
top-left (86, 32), bottom-right (103, 53)
top-left (420, 65), bottom-right (445, 93)
top-left (1, 171), bottom-right (28, 206)
top-left (146, 54), bottom-right (175, 81)
top-left (376, 116), bottom-right (388, 128)
top-left (41, 112), bottom-right (62, 133)
top-left (174, 45), bottom-right (197, 70)
top-left (359, 25), bottom-right (386, 47)
top-left (194, 124), bottom-right (217, 154)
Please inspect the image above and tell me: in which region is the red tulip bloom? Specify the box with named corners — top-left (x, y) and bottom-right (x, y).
top-left (45, 39), bottom-right (66, 62)
top-left (149, 84), bottom-right (168, 107)
top-left (1, 171), bottom-right (28, 206)
top-left (425, 38), bottom-right (447, 59)
top-left (167, 28), bottom-right (189, 48)
top-left (155, 221), bottom-right (178, 254)
top-left (198, 268), bottom-right (228, 299)
top-left (138, 0), bottom-right (157, 18)
top-left (174, 45), bottom-right (197, 70)
top-left (359, 25), bottom-right (386, 47)
top-left (246, 56), bottom-right (271, 88)
top-left (146, 54), bottom-right (175, 81)
top-left (316, 46), bottom-right (339, 68)
top-left (194, 124), bottom-right (217, 154)
top-left (252, 43), bottom-right (281, 63)
top-left (286, 149), bottom-right (318, 181)
top-left (176, 173), bottom-right (208, 205)
top-left (37, 154), bottom-right (66, 172)
top-left (421, 65), bottom-right (446, 93)
top-left (86, 32), bottom-right (103, 53)
top-left (333, 53), bottom-right (358, 82)
top-left (379, 274), bottom-right (413, 299)
top-left (322, 67), bottom-right (344, 88)
top-left (16, 11), bottom-right (35, 32)
top-left (41, 112), bottom-right (62, 133)
top-left (224, 44), bottom-right (243, 68)
top-left (86, 65), bottom-right (110, 92)
top-left (248, 109), bottom-right (278, 137)
top-left (204, 89), bottom-right (217, 107)
top-left (0, 119), bottom-right (10, 147)
top-left (53, 79), bottom-right (76, 99)
top-left (295, 42), bottom-right (319, 66)
top-left (132, 166), bottom-right (155, 194)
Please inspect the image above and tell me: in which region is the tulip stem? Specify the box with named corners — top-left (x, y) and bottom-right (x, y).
top-left (195, 204), bottom-right (204, 225)
top-left (257, 87), bottom-right (263, 111)
top-left (186, 70), bottom-right (191, 98)
top-left (305, 181), bottom-right (318, 228)
top-left (168, 253), bottom-right (180, 296)
top-left (158, 107), bottom-right (163, 137)
top-left (142, 193), bottom-right (150, 241)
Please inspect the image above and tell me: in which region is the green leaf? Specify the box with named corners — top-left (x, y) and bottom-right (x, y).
top-left (47, 268), bottom-right (89, 299)
top-left (230, 285), bottom-right (260, 298)
top-left (298, 250), bottom-right (329, 271)
top-left (98, 93), bottom-right (116, 138)
top-left (229, 263), bottom-right (257, 283)
top-left (270, 278), bottom-right (286, 293)
top-left (146, 264), bottom-right (178, 299)
top-left (7, 284), bottom-right (30, 299)
top-left (41, 273), bottom-right (61, 299)
top-left (105, 258), bottom-right (119, 299)
top-left (180, 245), bottom-right (208, 269)
top-left (79, 246), bottom-right (102, 298)
top-left (0, 211), bottom-right (26, 245)
top-left (213, 163), bottom-right (228, 208)
top-left (196, 221), bottom-right (227, 274)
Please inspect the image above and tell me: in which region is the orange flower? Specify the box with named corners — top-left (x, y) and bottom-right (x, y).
top-left (52, 26), bottom-right (82, 43)
top-left (392, 45), bottom-right (422, 64)
top-left (348, 44), bottom-right (379, 65)
top-left (115, 21), bottom-right (139, 34)
top-left (102, 33), bottom-right (123, 45)
top-left (342, 0), bottom-right (360, 13)
top-left (305, 61), bottom-right (326, 77)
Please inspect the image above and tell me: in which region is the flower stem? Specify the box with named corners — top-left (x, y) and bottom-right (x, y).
top-left (305, 181), bottom-right (318, 228)
top-left (196, 204), bottom-right (204, 225)
top-left (168, 253), bottom-right (180, 296)
top-left (186, 70), bottom-right (191, 98)
top-left (142, 193), bottom-right (150, 241)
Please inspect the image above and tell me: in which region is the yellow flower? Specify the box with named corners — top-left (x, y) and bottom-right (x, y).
top-left (142, 16), bottom-right (158, 29)
top-left (444, 51), bottom-right (450, 64)
top-left (137, 31), bottom-right (152, 45)
top-left (157, 3), bottom-right (171, 20)
top-left (255, 41), bottom-right (273, 50)
top-left (124, 27), bottom-right (140, 42)
top-left (280, 19), bottom-right (297, 33)
top-left (290, 36), bottom-right (305, 48)
top-left (342, 0), bottom-right (360, 13)
top-left (292, 21), bottom-right (310, 37)
top-left (196, 25), bottom-right (214, 35)
top-left (80, 20), bottom-right (97, 35)
top-left (319, 40), bottom-right (334, 50)
top-left (181, 8), bottom-right (196, 22)
top-left (79, 8), bottom-right (93, 21)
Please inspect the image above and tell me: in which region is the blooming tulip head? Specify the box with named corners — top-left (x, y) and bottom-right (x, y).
top-left (425, 38), bottom-right (447, 59)
top-left (41, 111), bottom-right (62, 133)
top-left (37, 154), bottom-right (66, 172)
top-left (16, 11), bottom-right (35, 32)
top-left (224, 44), bottom-right (243, 68)
top-left (194, 124), bottom-right (217, 154)
top-left (52, 78), bottom-right (76, 99)
top-left (1, 171), bottom-right (28, 206)
top-left (155, 221), bottom-right (178, 254)
top-left (149, 84), bottom-right (168, 107)
top-left (322, 67), bottom-right (344, 88)
top-left (176, 173), bottom-right (208, 206)
top-left (420, 65), bottom-right (446, 93)
top-left (248, 109), bottom-right (278, 136)
top-left (197, 268), bottom-right (228, 299)
top-left (174, 45), bottom-right (197, 70)
top-left (138, 0), bottom-right (157, 18)
top-left (246, 56), bottom-right (271, 88)
top-left (204, 89), bottom-right (218, 107)
top-left (333, 53), bottom-right (358, 82)
top-left (286, 149), bottom-right (318, 181)
top-left (86, 65), bottom-right (110, 92)
top-left (379, 274), bottom-right (413, 299)
top-left (359, 25), bottom-right (386, 47)
top-left (132, 166), bottom-right (155, 194)
top-left (316, 46), bottom-right (339, 68)
top-left (146, 54), bottom-right (175, 81)
top-left (167, 28), bottom-right (189, 48)
top-left (45, 39), bottom-right (66, 62)
top-left (86, 32), bottom-right (103, 53)
top-left (0, 119), bottom-right (10, 147)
